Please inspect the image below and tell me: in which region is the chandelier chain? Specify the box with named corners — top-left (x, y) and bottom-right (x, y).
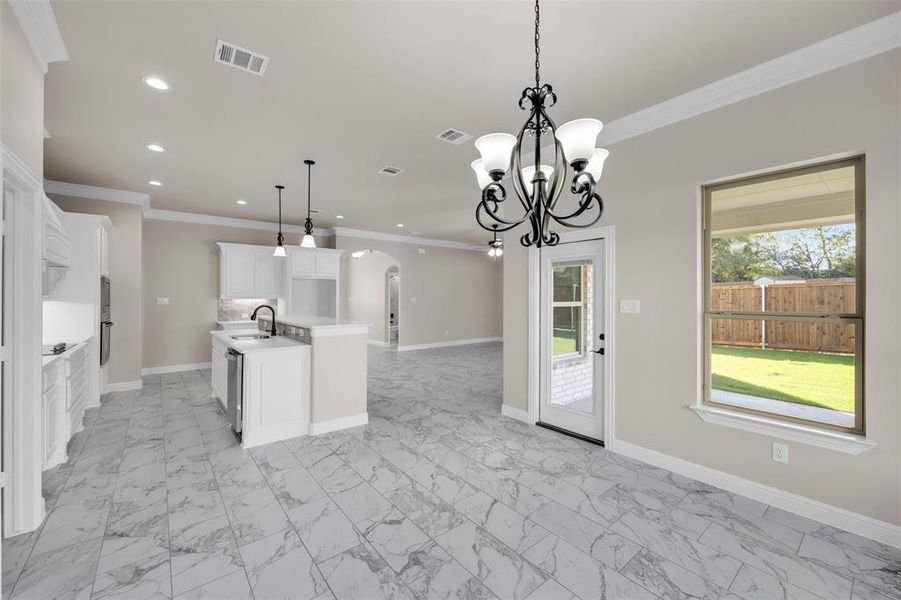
top-left (534, 0), bottom-right (540, 89)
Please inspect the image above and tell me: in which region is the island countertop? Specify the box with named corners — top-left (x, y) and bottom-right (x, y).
top-left (257, 314), bottom-right (369, 337)
top-left (210, 329), bottom-right (310, 353)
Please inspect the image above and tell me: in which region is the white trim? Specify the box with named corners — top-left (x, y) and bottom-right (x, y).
top-left (310, 413), bottom-right (369, 435)
top-left (501, 404), bottom-right (531, 424)
top-left (2, 144), bottom-right (42, 192)
top-left (396, 337), bottom-right (502, 352)
top-left (141, 362), bottom-right (212, 376)
top-left (103, 379), bottom-right (143, 393)
top-left (8, 0), bottom-right (68, 74)
top-left (690, 404), bottom-right (875, 455)
top-left (44, 180), bottom-right (150, 210)
top-left (333, 227), bottom-right (482, 252)
top-left (145, 209), bottom-right (331, 237)
top-left (614, 440), bottom-right (901, 550)
top-left (527, 226), bottom-right (616, 448)
top-left (367, 339), bottom-right (390, 347)
top-left (599, 11), bottom-right (901, 146)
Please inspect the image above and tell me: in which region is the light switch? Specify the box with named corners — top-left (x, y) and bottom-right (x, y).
top-left (157, 297), bottom-right (169, 305)
top-left (619, 299), bottom-right (640, 314)
top-left (418, 248), bottom-right (426, 254)
top-left (410, 297), bottom-right (417, 303)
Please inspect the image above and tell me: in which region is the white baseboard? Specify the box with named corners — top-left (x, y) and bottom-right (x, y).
top-left (397, 337), bottom-right (502, 352)
top-left (367, 339), bottom-right (390, 348)
top-left (501, 404), bottom-right (532, 424)
top-left (614, 440), bottom-right (901, 550)
top-left (142, 362), bottom-right (212, 376)
top-left (104, 379), bottom-right (143, 393)
top-left (310, 413), bottom-right (369, 435)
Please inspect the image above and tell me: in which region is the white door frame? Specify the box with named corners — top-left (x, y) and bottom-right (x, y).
top-left (1, 143), bottom-right (46, 536)
top-left (527, 225), bottom-right (616, 448)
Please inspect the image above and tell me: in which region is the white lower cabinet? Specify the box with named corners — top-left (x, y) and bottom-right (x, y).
top-left (41, 361), bottom-right (67, 470)
top-left (241, 346), bottom-right (311, 448)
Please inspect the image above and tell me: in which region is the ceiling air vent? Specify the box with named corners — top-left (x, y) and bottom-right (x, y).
top-left (378, 166), bottom-right (404, 176)
top-left (435, 128), bottom-right (472, 145)
top-left (214, 39), bottom-right (270, 76)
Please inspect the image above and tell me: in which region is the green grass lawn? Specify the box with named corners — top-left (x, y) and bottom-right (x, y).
top-left (711, 345), bottom-right (854, 413)
top-left (553, 329), bottom-right (577, 356)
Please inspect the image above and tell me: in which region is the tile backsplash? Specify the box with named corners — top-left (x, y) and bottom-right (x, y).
top-left (256, 317), bottom-right (311, 343)
top-left (217, 299), bottom-right (279, 322)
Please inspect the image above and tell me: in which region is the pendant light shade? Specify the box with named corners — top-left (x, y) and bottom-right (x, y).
top-left (470, 159), bottom-right (492, 190)
top-left (300, 159), bottom-right (317, 249)
top-left (273, 184), bottom-right (286, 257)
top-left (555, 118), bottom-right (603, 166)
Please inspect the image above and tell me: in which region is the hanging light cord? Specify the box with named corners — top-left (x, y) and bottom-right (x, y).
top-left (534, 0), bottom-right (540, 89)
top-left (276, 185), bottom-right (285, 245)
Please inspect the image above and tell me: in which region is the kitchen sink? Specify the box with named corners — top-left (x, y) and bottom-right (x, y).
top-left (230, 334), bottom-right (271, 341)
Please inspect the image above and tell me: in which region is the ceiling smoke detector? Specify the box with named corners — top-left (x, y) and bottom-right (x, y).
top-left (378, 166), bottom-right (404, 176)
top-left (435, 128), bottom-right (472, 145)
top-left (214, 39), bottom-right (270, 76)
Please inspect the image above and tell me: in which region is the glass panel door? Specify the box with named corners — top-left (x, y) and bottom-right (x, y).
top-left (539, 239), bottom-right (605, 440)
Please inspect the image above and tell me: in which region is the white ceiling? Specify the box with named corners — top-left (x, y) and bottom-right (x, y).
top-left (43, 1), bottom-right (898, 242)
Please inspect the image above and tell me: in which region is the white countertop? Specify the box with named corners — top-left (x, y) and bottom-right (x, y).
top-left (210, 329), bottom-right (310, 354)
top-left (42, 339), bottom-right (89, 368)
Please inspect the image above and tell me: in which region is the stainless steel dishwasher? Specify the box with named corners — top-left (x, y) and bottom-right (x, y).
top-left (226, 348), bottom-right (244, 437)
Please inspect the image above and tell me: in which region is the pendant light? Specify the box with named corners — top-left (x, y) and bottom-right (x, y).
top-left (471, 0), bottom-right (609, 248)
top-left (487, 225), bottom-right (504, 259)
top-left (273, 185), bottom-right (287, 257)
top-left (300, 159), bottom-right (317, 248)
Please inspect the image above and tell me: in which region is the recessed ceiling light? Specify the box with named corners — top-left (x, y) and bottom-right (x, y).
top-left (145, 143), bottom-right (165, 152)
top-left (335, 215), bottom-right (344, 219)
top-left (141, 76), bottom-right (170, 91)
top-left (236, 199), bottom-right (247, 205)
top-left (147, 180), bottom-right (162, 186)
top-left (396, 224), bottom-right (404, 228)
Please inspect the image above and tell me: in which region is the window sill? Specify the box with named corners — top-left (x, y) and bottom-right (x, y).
top-left (690, 404), bottom-right (876, 455)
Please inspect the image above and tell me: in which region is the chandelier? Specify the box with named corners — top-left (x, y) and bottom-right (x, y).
top-left (471, 0), bottom-right (609, 248)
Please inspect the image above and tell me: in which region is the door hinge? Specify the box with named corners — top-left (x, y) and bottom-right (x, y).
top-left (0, 345), bottom-right (6, 362)
top-left (0, 471), bottom-right (8, 489)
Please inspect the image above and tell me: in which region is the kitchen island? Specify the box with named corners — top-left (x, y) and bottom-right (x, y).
top-left (210, 315), bottom-right (369, 448)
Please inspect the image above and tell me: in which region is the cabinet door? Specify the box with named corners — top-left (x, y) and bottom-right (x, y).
top-left (211, 348), bottom-right (227, 404)
top-left (291, 251), bottom-right (315, 278)
top-left (255, 250), bottom-right (282, 298)
top-left (43, 386), bottom-right (58, 467)
top-left (100, 227), bottom-right (110, 277)
top-left (225, 248), bottom-right (256, 298)
top-left (314, 253), bottom-right (339, 278)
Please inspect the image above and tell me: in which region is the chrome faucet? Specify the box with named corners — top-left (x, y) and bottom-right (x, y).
top-left (250, 305), bottom-right (277, 337)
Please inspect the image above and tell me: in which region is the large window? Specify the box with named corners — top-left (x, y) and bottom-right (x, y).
top-left (702, 157), bottom-right (864, 434)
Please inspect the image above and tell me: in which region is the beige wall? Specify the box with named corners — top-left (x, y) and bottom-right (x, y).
top-left (336, 235), bottom-right (502, 347)
top-left (345, 251), bottom-right (400, 343)
top-left (1, 2), bottom-right (45, 178)
top-left (50, 195), bottom-right (144, 384)
top-left (503, 51), bottom-right (901, 524)
top-left (141, 221), bottom-right (336, 370)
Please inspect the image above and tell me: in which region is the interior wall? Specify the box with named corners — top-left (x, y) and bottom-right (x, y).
top-left (344, 251), bottom-right (400, 343)
top-left (503, 51), bottom-right (901, 525)
top-left (336, 235), bottom-right (503, 347)
top-left (49, 195), bottom-right (144, 384)
top-left (1, 1), bottom-right (45, 178)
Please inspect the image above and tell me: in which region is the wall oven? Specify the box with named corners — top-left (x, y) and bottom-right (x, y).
top-left (100, 276), bottom-right (112, 366)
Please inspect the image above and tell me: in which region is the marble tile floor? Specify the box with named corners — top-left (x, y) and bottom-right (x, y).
top-left (3, 342), bottom-right (900, 599)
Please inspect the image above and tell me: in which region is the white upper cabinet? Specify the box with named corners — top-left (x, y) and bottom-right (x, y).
top-left (43, 196), bottom-right (71, 268)
top-left (219, 243), bottom-right (288, 299)
top-left (314, 253), bottom-right (339, 278)
top-left (291, 252), bottom-right (315, 278)
top-left (99, 226), bottom-right (110, 277)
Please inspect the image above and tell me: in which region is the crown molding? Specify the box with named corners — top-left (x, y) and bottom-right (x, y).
top-left (599, 11), bottom-right (901, 146)
top-left (144, 209), bottom-right (331, 236)
top-left (8, 0), bottom-right (68, 74)
top-left (44, 180), bottom-right (150, 210)
top-left (332, 226), bottom-right (482, 252)
top-left (2, 143), bottom-right (42, 192)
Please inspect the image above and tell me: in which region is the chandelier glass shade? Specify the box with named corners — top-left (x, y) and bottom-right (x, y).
top-left (472, 0), bottom-right (608, 248)
top-left (300, 159), bottom-right (317, 249)
top-left (487, 225), bottom-right (504, 258)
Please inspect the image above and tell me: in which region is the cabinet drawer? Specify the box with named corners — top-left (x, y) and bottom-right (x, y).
top-left (66, 346), bottom-right (86, 377)
top-left (42, 361), bottom-right (60, 392)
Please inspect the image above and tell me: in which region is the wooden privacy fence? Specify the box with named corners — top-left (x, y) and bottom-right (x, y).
top-left (711, 279), bottom-right (856, 354)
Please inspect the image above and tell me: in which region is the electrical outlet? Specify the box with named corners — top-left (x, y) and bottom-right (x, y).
top-left (157, 297), bottom-right (169, 305)
top-left (772, 442), bottom-right (789, 464)
top-left (418, 248), bottom-right (426, 254)
top-left (410, 297), bottom-right (417, 303)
